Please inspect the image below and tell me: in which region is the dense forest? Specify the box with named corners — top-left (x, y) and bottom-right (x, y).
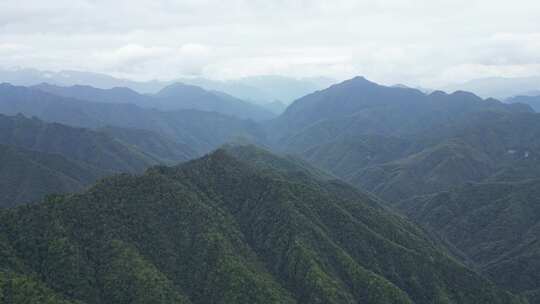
top-left (0, 76), bottom-right (539, 303)
top-left (0, 146), bottom-right (527, 303)
top-left (3, 1), bottom-right (540, 302)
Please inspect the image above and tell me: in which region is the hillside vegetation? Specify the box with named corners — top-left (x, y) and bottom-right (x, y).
top-left (0, 146), bottom-right (525, 304)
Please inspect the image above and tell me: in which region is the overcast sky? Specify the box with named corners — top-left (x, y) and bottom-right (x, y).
top-left (1, 0), bottom-right (539, 87)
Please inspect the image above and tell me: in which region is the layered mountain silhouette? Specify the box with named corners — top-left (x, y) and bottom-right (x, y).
top-left (507, 94), bottom-right (540, 112)
top-left (0, 83), bottom-right (266, 154)
top-left (0, 114), bottom-right (159, 173)
top-left (0, 68), bottom-right (169, 93)
top-left (0, 146), bottom-right (525, 304)
top-left (1, 74), bottom-right (540, 303)
top-left (0, 68), bottom-right (333, 104)
top-left (272, 76), bottom-right (531, 148)
top-left (0, 113), bottom-right (177, 207)
top-left (443, 76), bottom-right (540, 99)
top-left (33, 82), bottom-right (275, 121)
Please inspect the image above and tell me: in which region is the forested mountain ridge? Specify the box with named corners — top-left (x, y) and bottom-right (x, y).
top-left (343, 111), bottom-right (540, 202)
top-left (0, 146), bottom-right (526, 304)
top-left (1, 75), bottom-right (539, 303)
top-left (0, 113), bottom-right (172, 208)
top-left (266, 77), bottom-right (540, 303)
top-left (0, 113), bottom-right (159, 173)
top-left (270, 77), bottom-right (539, 203)
top-left (271, 76), bottom-right (531, 146)
top-left (0, 144), bottom-right (108, 208)
top-left (98, 126), bottom-right (197, 165)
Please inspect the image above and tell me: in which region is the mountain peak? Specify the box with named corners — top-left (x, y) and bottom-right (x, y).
top-left (0, 82), bottom-right (15, 88)
top-left (450, 90), bottom-right (482, 100)
top-left (429, 90), bottom-right (449, 97)
top-left (343, 76), bottom-right (377, 86)
top-left (156, 82), bottom-right (207, 98)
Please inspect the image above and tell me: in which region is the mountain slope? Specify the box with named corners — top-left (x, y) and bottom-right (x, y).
top-left (301, 111), bottom-right (540, 203)
top-left (98, 126), bottom-right (197, 165)
top-left (155, 83), bottom-right (275, 120)
top-left (32, 83), bottom-right (149, 106)
top-left (221, 143), bottom-right (336, 181)
top-left (0, 146), bottom-right (525, 304)
top-left (399, 180), bottom-right (540, 303)
top-left (298, 135), bottom-right (414, 178)
top-left (0, 113), bottom-right (158, 173)
top-left (350, 139), bottom-right (495, 202)
top-left (0, 144), bottom-right (107, 208)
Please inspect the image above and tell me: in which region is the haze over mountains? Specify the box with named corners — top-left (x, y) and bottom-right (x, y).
top-left (444, 76), bottom-right (540, 99)
top-left (1, 72), bottom-right (540, 303)
top-left (507, 95), bottom-right (540, 112)
top-left (32, 82), bottom-right (275, 121)
top-left (0, 68), bottom-right (334, 107)
top-left (0, 83), bottom-right (266, 154)
top-left (3, 0), bottom-right (540, 301)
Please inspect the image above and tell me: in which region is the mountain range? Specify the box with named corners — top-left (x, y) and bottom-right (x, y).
top-left (0, 83), bottom-right (266, 154)
top-left (32, 82), bottom-right (275, 121)
top-left (0, 68), bottom-right (333, 105)
top-left (264, 76), bottom-right (540, 302)
top-left (1, 73), bottom-right (540, 303)
top-left (271, 77), bottom-right (535, 192)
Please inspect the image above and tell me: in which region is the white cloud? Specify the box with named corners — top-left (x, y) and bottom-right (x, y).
top-left (0, 0), bottom-right (539, 87)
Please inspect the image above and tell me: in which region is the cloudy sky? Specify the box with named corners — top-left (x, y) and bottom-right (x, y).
top-left (1, 0), bottom-right (539, 87)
